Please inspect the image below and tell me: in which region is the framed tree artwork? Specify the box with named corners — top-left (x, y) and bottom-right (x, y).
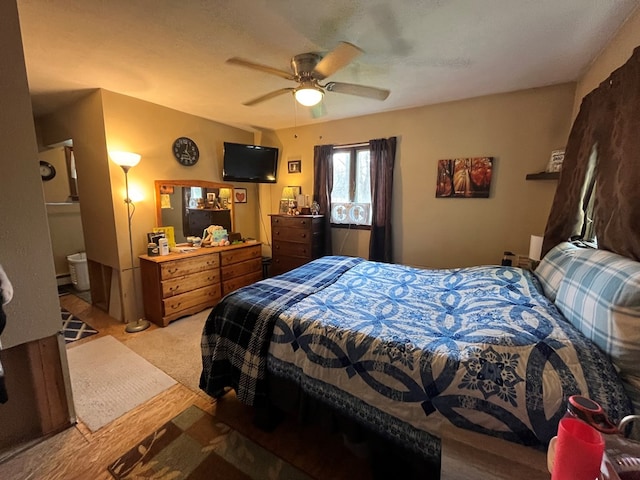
top-left (436, 157), bottom-right (493, 198)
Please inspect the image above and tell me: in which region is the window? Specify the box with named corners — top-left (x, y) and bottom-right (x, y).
top-left (331, 146), bottom-right (371, 227)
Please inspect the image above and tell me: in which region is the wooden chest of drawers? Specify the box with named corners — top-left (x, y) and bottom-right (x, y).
top-left (140, 243), bottom-right (262, 327)
top-left (270, 214), bottom-right (324, 276)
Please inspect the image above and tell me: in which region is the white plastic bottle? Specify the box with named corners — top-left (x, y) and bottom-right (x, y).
top-left (158, 238), bottom-right (169, 256)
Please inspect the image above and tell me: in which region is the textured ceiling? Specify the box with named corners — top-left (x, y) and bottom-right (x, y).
top-left (17, 0), bottom-right (640, 131)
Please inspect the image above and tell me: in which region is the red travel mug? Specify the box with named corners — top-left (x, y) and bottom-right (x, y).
top-left (551, 417), bottom-right (605, 480)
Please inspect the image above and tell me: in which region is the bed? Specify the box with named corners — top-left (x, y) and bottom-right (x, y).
top-left (200, 243), bottom-right (639, 478)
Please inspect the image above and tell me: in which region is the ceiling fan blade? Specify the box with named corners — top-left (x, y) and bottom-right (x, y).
top-left (313, 42), bottom-right (363, 80)
top-left (325, 82), bottom-right (390, 101)
top-left (226, 57), bottom-right (294, 80)
top-left (243, 88), bottom-right (294, 106)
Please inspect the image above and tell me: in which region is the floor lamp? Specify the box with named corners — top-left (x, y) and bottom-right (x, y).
top-left (109, 151), bottom-right (151, 333)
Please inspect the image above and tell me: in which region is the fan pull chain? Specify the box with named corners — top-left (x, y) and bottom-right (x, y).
top-left (293, 96), bottom-right (298, 139)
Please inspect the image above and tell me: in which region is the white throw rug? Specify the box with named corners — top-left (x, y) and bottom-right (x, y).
top-left (125, 308), bottom-right (210, 393)
top-left (66, 335), bottom-right (177, 432)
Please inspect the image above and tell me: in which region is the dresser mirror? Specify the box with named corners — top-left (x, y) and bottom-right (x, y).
top-left (154, 180), bottom-right (235, 244)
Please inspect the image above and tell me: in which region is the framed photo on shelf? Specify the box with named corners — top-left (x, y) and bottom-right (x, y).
top-left (546, 149), bottom-right (565, 173)
top-left (279, 199), bottom-right (289, 214)
top-left (288, 160), bottom-right (301, 174)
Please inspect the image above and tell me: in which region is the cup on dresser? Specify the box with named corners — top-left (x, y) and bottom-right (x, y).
top-left (551, 417), bottom-right (605, 480)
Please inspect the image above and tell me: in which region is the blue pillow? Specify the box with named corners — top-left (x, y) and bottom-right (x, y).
top-left (553, 248), bottom-right (640, 410)
top-left (534, 242), bottom-right (582, 301)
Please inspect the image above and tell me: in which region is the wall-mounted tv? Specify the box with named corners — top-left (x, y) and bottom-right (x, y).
top-left (222, 142), bottom-right (279, 184)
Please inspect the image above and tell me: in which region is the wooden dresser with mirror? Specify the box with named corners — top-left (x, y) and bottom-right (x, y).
top-left (140, 180), bottom-right (263, 327)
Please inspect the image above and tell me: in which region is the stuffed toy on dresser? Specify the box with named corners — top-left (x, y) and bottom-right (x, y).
top-left (0, 264), bottom-right (14, 403)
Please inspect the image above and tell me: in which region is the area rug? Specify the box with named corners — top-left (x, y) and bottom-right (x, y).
top-left (126, 308), bottom-right (211, 393)
top-left (108, 405), bottom-right (311, 480)
top-left (61, 307), bottom-right (98, 343)
top-left (67, 335), bottom-right (177, 432)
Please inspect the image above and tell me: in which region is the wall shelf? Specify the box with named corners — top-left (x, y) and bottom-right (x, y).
top-left (526, 171), bottom-right (560, 181)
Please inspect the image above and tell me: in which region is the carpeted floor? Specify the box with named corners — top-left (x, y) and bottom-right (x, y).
top-left (66, 335), bottom-right (177, 432)
top-left (126, 309), bottom-right (211, 393)
top-left (61, 307), bottom-right (98, 343)
top-left (108, 404), bottom-right (312, 480)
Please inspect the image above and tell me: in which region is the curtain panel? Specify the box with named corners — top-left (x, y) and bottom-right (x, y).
top-left (313, 144), bottom-right (334, 255)
top-left (369, 137), bottom-right (397, 263)
top-left (543, 46), bottom-right (640, 261)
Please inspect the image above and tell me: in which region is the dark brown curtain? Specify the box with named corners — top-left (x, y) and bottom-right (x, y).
top-left (369, 137), bottom-right (397, 263)
top-left (543, 46), bottom-right (640, 261)
top-left (313, 144), bottom-right (334, 255)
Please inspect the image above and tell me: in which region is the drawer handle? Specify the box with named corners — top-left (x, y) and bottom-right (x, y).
top-left (167, 267), bottom-right (179, 274)
top-left (207, 275), bottom-right (216, 281)
top-left (169, 286), bottom-right (180, 292)
top-left (226, 256), bottom-right (233, 262)
top-left (206, 260), bottom-right (216, 266)
top-left (300, 233), bottom-right (307, 238)
top-left (299, 220), bottom-right (307, 225)
top-left (170, 302), bottom-right (182, 310)
top-left (275, 245), bottom-right (280, 250)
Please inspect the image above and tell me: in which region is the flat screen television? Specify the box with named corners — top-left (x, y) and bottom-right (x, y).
top-left (222, 142), bottom-right (279, 183)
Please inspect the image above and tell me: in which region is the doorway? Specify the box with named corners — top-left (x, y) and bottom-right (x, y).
top-left (41, 143), bottom-right (92, 305)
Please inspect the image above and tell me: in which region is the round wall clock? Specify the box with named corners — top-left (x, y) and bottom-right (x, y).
top-left (39, 160), bottom-right (56, 181)
top-left (172, 137), bottom-right (200, 166)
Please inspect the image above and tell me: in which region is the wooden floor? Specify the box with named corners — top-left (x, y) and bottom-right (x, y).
top-left (0, 293), bottom-right (373, 480)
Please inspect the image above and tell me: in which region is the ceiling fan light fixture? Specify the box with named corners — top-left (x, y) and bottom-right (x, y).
top-left (294, 86), bottom-right (323, 106)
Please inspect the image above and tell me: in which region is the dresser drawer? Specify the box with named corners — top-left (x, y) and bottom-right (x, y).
top-left (271, 215), bottom-right (316, 229)
top-left (272, 227), bottom-right (314, 243)
top-left (162, 284), bottom-right (221, 318)
top-left (221, 257), bottom-right (262, 280)
top-left (222, 271), bottom-right (263, 296)
top-left (160, 269), bottom-right (220, 297)
top-left (272, 240), bottom-right (314, 259)
top-left (160, 253), bottom-right (219, 279)
top-left (271, 255), bottom-right (310, 276)
top-left (220, 244), bottom-right (262, 266)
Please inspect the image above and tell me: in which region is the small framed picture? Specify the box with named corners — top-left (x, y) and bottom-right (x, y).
top-left (279, 199), bottom-right (289, 214)
top-left (288, 160), bottom-right (301, 174)
top-left (234, 187), bottom-right (247, 203)
top-left (546, 149), bottom-right (565, 173)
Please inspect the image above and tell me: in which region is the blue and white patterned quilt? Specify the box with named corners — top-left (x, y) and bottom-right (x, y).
top-left (201, 256), bottom-right (632, 457)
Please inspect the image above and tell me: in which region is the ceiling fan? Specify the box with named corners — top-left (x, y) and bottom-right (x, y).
top-left (226, 42), bottom-right (390, 108)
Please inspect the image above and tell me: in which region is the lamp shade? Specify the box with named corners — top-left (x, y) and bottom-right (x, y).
top-left (529, 235), bottom-right (544, 261)
top-left (294, 87), bottom-right (323, 106)
top-left (109, 151), bottom-right (141, 168)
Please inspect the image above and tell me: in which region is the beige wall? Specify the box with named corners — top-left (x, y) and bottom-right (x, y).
top-left (38, 90), bottom-right (256, 322)
top-left (0, 0), bottom-right (68, 447)
top-left (260, 84), bottom-right (575, 268)
top-left (0, 0), bottom-right (60, 348)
